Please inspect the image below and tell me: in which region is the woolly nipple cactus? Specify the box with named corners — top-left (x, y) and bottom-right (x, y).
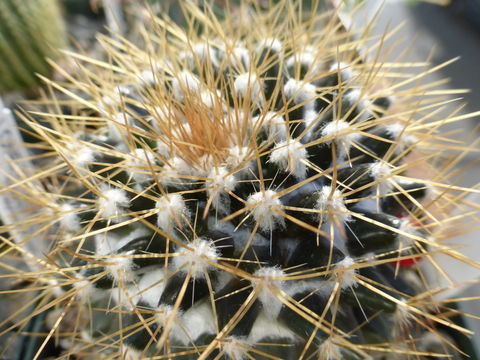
top-left (2, 1), bottom-right (480, 359)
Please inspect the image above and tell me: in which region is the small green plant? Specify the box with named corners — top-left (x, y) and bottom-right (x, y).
top-left (0, 0), bottom-right (66, 94)
top-left (1, 1), bottom-right (479, 359)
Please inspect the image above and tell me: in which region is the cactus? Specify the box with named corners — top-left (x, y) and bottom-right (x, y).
top-left (0, 0), bottom-right (66, 94)
top-left (1, 1), bottom-right (479, 359)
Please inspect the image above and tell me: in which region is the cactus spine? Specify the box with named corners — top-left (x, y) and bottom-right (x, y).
top-left (2, 1), bottom-right (479, 359)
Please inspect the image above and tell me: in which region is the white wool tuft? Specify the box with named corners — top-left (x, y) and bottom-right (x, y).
top-left (234, 72), bottom-right (263, 104)
top-left (335, 256), bottom-right (358, 289)
top-left (99, 95), bottom-right (116, 110)
top-left (59, 203), bottom-right (81, 232)
top-left (232, 47), bottom-right (250, 68)
top-left (345, 89), bottom-right (361, 103)
top-left (329, 61), bottom-right (353, 82)
top-left (121, 346), bottom-right (142, 360)
top-left (156, 304), bottom-right (179, 327)
top-left (369, 161), bottom-right (393, 196)
top-left (284, 79), bottom-right (316, 111)
top-left (318, 337), bottom-right (342, 360)
top-left (315, 186), bottom-right (351, 223)
top-left (397, 219), bottom-right (418, 248)
top-left (304, 108), bottom-right (320, 127)
top-left (286, 51), bottom-right (315, 70)
top-left (179, 50), bottom-right (194, 69)
top-left (172, 238), bottom-right (219, 277)
top-left (225, 145), bottom-right (252, 178)
top-left (247, 190), bottom-right (285, 231)
top-left (155, 194), bottom-right (189, 231)
top-left (156, 139), bottom-right (170, 158)
top-left (98, 186), bottom-right (130, 219)
top-left (137, 268), bottom-right (166, 307)
top-left (73, 278), bottom-right (96, 302)
top-left (222, 337), bottom-right (248, 360)
top-left (207, 166), bottom-right (237, 210)
top-left (269, 140), bottom-right (308, 179)
top-left (138, 70), bottom-right (155, 85)
top-left (161, 156), bottom-right (196, 184)
top-left (126, 148), bottom-right (156, 183)
top-left (394, 298), bottom-right (413, 331)
top-left (106, 252), bottom-right (137, 283)
top-left (257, 38), bottom-right (282, 53)
top-left (108, 112), bottom-right (133, 142)
top-left (172, 71), bottom-right (200, 100)
top-left (369, 161), bottom-right (392, 179)
top-left (385, 123), bottom-right (418, 149)
top-left (321, 120), bottom-right (361, 158)
top-left (192, 42), bottom-right (219, 66)
top-left (252, 111), bottom-right (288, 142)
top-left (199, 90), bottom-right (216, 108)
top-left (253, 267), bottom-right (286, 319)
top-left (67, 145), bottom-right (95, 168)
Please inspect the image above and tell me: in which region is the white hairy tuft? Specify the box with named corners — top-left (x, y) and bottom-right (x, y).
top-left (222, 337), bottom-right (248, 360)
top-left (155, 194), bottom-right (189, 231)
top-left (172, 238), bottom-right (219, 278)
top-left (67, 144), bottom-right (95, 168)
top-left (226, 145), bottom-right (251, 177)
top-left (318, 337), bottom-right (342, 360)
top-left (138, 69), bottom-right (155, 85)
top-left (247, 190), bottom-right (285, 231)
top-left (252, 111), bottom-right (288, 142)
top-left (286, 51), bottom-right (315, 71)
top-left (315, 186), bottom-right (351, 223)
top-left (108, 112), bottom-right (133, 142)
top-left (269, 140), bottom-right (308, 179)
top-left (192, 42), bottom-right (218, 65)
top-left (234, 72), bottom-right (264, 104)
top-left (207, 166), bottom-right (237, 210)
top-left (232, 47), bottom-right (250, 68)
top-left (95, 226), bottom-right (148, 256)
top-left (155, 304), bottom-right (179, 328)
top-left (126, 148), bottom-right (156, 183)
top-left (59, 203), bottom-right (82, 232)
top-left (257, 38), bottom-right (282, 53)
top-left (321, 120), bottom-right (361, 159)
top-left (98, 186), bottom-right (130, 219)
top-left (329, 61), bottom-right (353, 82)
top-left (335, 256), bottom-right (358, 289)
top-left (393, 298), bottom-right (414, 339)
top-left (385, 123), bottom-right (418, 149)
top-left (370, 161), bottom-right (394, 196)
top-left (253, 267), bottom-right (286, 319)
top-left (284, 79), bottom-right (316, 111)
top-left (106, 252), bottom-right (137, 283)
top-left (172, 71), bottom-right (201, 100)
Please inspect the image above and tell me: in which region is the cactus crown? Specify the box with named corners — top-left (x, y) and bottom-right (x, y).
top-left (3, 1), bottom-right (479, 359)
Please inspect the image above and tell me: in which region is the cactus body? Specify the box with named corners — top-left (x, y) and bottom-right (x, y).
top-left (3, 1), bottom-right (479, 359)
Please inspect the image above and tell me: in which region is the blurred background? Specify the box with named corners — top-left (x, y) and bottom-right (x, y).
top-left (354, 0), bottom-right (480, 356)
